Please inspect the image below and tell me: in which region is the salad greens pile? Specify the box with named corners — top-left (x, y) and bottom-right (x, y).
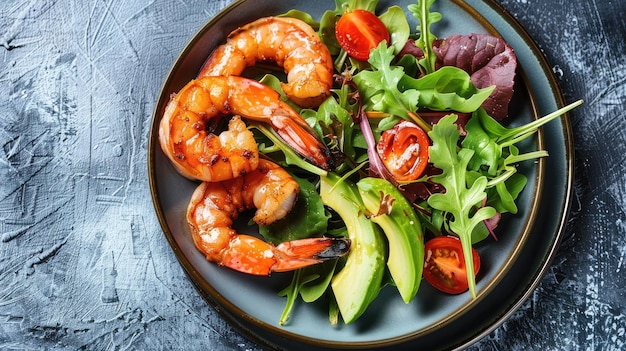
top-left (247, 0), bottom-right (582, 325)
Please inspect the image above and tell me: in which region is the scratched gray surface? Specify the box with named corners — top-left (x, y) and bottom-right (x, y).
top-left (0, 0), bottom-right (624, 350)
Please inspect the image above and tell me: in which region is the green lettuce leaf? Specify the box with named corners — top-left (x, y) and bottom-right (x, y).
top-left (400, 66), bottom-right (495, 112)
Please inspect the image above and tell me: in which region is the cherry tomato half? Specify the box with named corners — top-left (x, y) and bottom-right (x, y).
top-left (376, 120), bottom-right (430, 182)
top-left (335, 9), bottom-right (390, 61)
top-left (423, 236), bottom-right (481, 294)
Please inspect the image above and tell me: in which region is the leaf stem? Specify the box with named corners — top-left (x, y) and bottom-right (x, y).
top-left (408, 111), bottom-right (433, 132)
top-left (498, 99), bottom-right (583, 142)
top-left (486, 166), bottom-right (517, 187)
top-left (504, 150), bottom-right (549, 166)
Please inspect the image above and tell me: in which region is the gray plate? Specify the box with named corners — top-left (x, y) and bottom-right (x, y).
top-left (148, 0), bottom-right (573, 349)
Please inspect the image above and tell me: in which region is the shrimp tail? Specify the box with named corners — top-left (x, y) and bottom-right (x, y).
top-left (226, 77), bottom-right (334, 170)
top-left (268, 114), bottom-right (335, 171)
top-left (273, 237), bottom-right (351, 272)
top-left (205, 235), bottom-right (351, 276)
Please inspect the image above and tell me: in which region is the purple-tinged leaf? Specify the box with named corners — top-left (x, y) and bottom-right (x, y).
top-left (433, 34), bottom-right (517, 120)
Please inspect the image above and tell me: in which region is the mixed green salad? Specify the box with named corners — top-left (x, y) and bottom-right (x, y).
top-left (244, 0), bottom-right (581, 325)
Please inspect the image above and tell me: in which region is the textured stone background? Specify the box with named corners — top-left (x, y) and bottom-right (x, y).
top-left (1, 0), bottom-right (624, 350)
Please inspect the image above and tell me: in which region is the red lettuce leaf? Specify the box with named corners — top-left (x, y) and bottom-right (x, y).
top-left (432, 34), bottom-right (517, 120)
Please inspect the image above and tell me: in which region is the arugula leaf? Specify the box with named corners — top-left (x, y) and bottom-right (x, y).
top-left (408, 0), bottom-right (442, 74)
top-left (427, 114), bottom-right (497, 297)
top-left (353, 42), bottom-right (420, 120)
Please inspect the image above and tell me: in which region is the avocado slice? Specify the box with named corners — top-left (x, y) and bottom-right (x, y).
top-left (320, 173), bottom-right (386, 324)
top-left (357, 177), bottom-right (424, 303)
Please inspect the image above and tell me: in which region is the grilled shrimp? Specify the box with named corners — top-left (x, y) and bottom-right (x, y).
top-left (187, 159), bottom-right (350, 275)
top-left (198, 16), bottom-right (334, 108)
top-left (159, 75), bottom-right (333, 181)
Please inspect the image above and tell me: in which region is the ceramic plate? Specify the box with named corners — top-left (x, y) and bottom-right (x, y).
top-left (148, 0), bottom-right (573, 349)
